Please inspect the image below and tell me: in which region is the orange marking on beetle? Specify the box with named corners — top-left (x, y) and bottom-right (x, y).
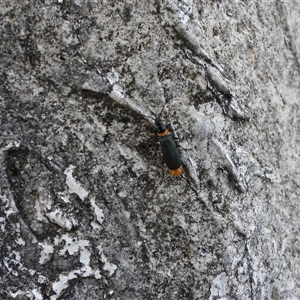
top-left (168, 165), bottom-right (183, 177)
top-left (157, 129), bottom-right (169, 137)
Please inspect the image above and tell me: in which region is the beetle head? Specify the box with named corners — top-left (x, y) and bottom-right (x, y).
top-left (155, 117), bottom-right (167, 133)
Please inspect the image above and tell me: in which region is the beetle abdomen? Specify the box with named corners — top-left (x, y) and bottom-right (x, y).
top-left (159, 135), bottom-right (181, 170)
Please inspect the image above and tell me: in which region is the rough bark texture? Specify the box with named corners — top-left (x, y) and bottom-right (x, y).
top-left (1, 1), bottom-right (300, 299)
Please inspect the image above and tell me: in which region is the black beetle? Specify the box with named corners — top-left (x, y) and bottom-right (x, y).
top-left (155, 117), bottom-right (183, 177)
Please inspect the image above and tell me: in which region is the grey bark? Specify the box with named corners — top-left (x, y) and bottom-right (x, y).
top-left (1, 0), bottom-right (300, 299)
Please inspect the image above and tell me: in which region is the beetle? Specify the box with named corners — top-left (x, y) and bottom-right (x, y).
top-left (155, 117), bottom-right (183, 177)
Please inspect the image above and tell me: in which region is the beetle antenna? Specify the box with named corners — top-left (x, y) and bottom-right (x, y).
top-left (156, 104), bottom-right (168, 118)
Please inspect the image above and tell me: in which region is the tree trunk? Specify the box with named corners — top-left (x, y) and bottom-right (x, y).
top-left (1, 1), bottom-right (300, 299)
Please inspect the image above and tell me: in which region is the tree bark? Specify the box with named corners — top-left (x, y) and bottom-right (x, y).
top-left (1, 1), bottom-right (300, 299)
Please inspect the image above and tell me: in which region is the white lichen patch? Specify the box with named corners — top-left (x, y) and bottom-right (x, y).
top-left (98, 245), bottom-right (118, 277)
top-left (45, 209), bottom-right (78, 231)
top-left (32, 288), bottom-right (43, 300)
top-left (45, 233), bottom-right (116, 299)
top-left (51, 272), bottom-right (78, 300)
top-left (64, 165), bottom-right (89, 200)
top-left (38, 241), bottom-right (54, 264)
top-left (58, 189), bottom-right (71, 203)
top-left (15, 237), bottom-right (25, 246)
top-left (209, 272), bottom-right (229, 300)
top-left (90, 196), bottom-right (104, 224)
top-left (10, 290), bottom-right (35, 299)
